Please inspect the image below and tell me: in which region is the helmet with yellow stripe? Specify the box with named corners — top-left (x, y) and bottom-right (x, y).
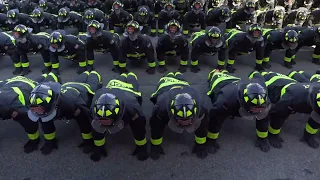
top-left (92, 93), bottom-right (124, 127)
top-left (165, 20), bottom-right (181, 40)
top-left (206, 26), bottom-right (223, 47)
top-left (12, 24), bottom-right (31, 44)
top-left (87, 20), bottom-right (103, 37)
top-left (49, 31), bottom-right (65, 52)
top-left (28, 82), bottom-right (61, 122)
top-left (58, 8), bottom-right (70, 23)
top-left (283, 30), bottom-right (298, 50)
top-left (30, 8), bottom-right (44, 24)
top-left (125, 20), bottom-right (140, 41)
top-left (7, 9), bottom-right (18, 24)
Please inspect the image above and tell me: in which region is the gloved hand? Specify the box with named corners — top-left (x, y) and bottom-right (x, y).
top-left (40, 139), bottom-right (58, 155)
top-left (268, 133), bottom-right (283, 149)
top-left (146, 67), bottom-right (156, 74)
top-left (150, 144), bottom-right (165, 160)
top-left (24, 138), bottom-right (40, 153)
top-left (132, 144), bottom-right (149, 161)
top-left (158, 65), bottom-right (167, 73)
top-left (301, 130), bottom-right (319, 149)
top-left (90, 146), bottom-right (107, 162)
top-left (190, 65), bottom-right (200, 73)
top-left (78, 139), bottom-right (94, 154)
top-left (255, 138), bottom-right (270, 152)
top-left (206, 138), bottom-right (220, 154)
top-left (178, 65), bottom-right (187, 73)
top-left (192, 143), bottom-right (208, 159)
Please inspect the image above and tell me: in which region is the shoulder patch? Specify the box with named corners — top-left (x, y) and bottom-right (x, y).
top-left (37, 44), bottom-right (42, 49)
top-left (74, 44), bottom-right (79, 49)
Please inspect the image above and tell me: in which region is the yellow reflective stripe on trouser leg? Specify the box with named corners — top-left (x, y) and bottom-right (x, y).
top-left (79, 61), bottom-right (86, 67)
top-left (256, 129), bottom-right (268, 138)
top-left (263, 57), bottom-right (269, 62)
top-left (44, 62), bottom-right (51, 67)
top-left (22, 62), bottom-right (29, 68)
top-left (90, 70), bottom-right (102, 83)
top-left (158, 60), bottom-right (165, 65)
top-left (227, 59), bottom-right (235, 65)
top-left (195, 136), bottom-right (206, 144)
top-left (52, 63), bottom-right (59, 68)
top-left (113, 60), bottom-right (119, 66)
top-left (284, 57), bottom-right (291, 62)
top-left (151, 137), bottom-right (163, 145)
top-left (27, 131), bottom-right (40, 140)
top-left (305, 123), bottom-right (319, 134)
top-left (207, 131), bottom-right (219, 140)
top-left (14, 62), bottom-right (21, 67)
top-left (256, 59), bottom-right (263, 64)
top-left (44, 132), bottom-right (56, 140)
top-left (148, 62), bottom-right (156, 67)
top-left (94, 137), bottom-right (106, 146)
top-left (119, 62), bottom-right (126, 68)
top-left (268, 126), bottom-right (281, 135)
top-left (135, 137), bottom-right (147, 146)
top-left (312, 54), bottom-right (320, 59)
top-left (82, 133), bottom-right (92, 140)
top-left (217, 60), bottom-right (225, 65)
top-left (191, 60), bottom-right (198, 66)
top-left (87, 59), bottom-right (94, 65)
top-left (180, 60), bottom-right (188, 65)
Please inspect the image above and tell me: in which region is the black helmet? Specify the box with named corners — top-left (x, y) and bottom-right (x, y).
top-left (167, 93), bottom-right (201, 133)
top-left (58, 8), bottom-right (70, 23)
top-left (87, 20), bottom-right (102, 37)
top-left (206, 26), bottom-right (223, 47)
top-left (212, 0), bottom-right (222, 7)
top-left (244, 1), bottom-right (255, 15)
top-left (246, 23), bottom-right (263, 43)
top-left (49, 31), bottom-right (65, 52)
top-left (165, 20), bottom-right (181, 39)
top-left (164, 3), bottom-right (175, 12)
top-left (241, 83), bottom-right (269, 113)
top-left (296, 11), bottom-right (307, 25)
top-left (28, 82), bottom-right (61, 122)
top-left (31, 8), bottom-right (44, 23)
top-left (84, 9), bottom-right (95, 25)
top-left (112, 1), bottom-right (123, 14)
top-left (7, 10), bottom-right (18, 24)
top-left (12, 24), bottom-right (30, 44)
top-left (232, 0), bottom-right (242, 8)
top-left (192, 1), bottom-right (203, 13)
top-left (125, 20), bottom-right (140, 41)
top-left (137, 6), bottom-right (149, 23)
top-left (282, 30), bottom-right (298, 50)
top-left (219, 7), bottom-right (231, 22)
top-left (39, 0), bottom-right (47, 9)
top-left (273, 8), bottom-right (285, 22)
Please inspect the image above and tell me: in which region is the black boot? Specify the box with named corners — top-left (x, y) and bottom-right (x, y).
top-left (312, 58), bottom-right (320, 65)
top-left (284, 61), bottom-right (293, 69)
top-left (24, 138), bottom-right (40, 153)
top-left (254, 63), bottom-right (265, 71)
top-left (13, 67), bottom-right (22, 75)
top-left (226, 64), bottom-right (235, 73)
top-left (87, 65), bottom-right (94, 72)
top-left (40, 139), bottom-right (58, 155)
top-left (77, 66), bottom-right (87, 74)
top-left (21, 67), bottom-right (31, 76)
top-left (51, 68), bottom-right (60, 75)
top-left (301, 130), bottom-right (319, 149)
top-left (262, 62), bottom-right (271, 69)
top-left (42, 66), bottom-right (51, 74)
top-left (216, 64), bottom-right (224, 70)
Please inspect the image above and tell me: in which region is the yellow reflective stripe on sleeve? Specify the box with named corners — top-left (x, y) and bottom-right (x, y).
top-left (87, 60), bottom-right (94, 65)
top-left (312, 54), bottom-right (320, 59)
top-left (263, 57), bottom-right (270, 62)
top-left (280, 83), bottom-right (295, 97)
top-left (48, 72), bottom-right (59, 82)
top-left (217, 60), bottom-right (225, 65)
top-left (227, 59), bottom-right (235, 65)
top-left (256, 59), bottom-right (263, 65)
top-left (306, 123), bottom-right (319, 134)
top-left (128, 72), bottom-right (138, 80)
top-left (284, 56), bottom-right (291, 62)
top-left (52, 63), bottom-right (59, 68)
top-left (287, 71), bottom-right (297, 78)
top-left (207, 75), bottom-right (240, 95)
top-left (158, 60), bottom-right (165, 65)
top-left (27, 131), bottom-right (39, 140)
top-left (195, 136), bottom-right (206, 144)
top-left (151, 138), bottom-right (163, 145)
top-left (135, 137), bottom-right (147, 146)
top-left (119, 63), bottom-right (126, 68)
top-left (207, 131), bottom-right (219, 140)
top-left (256, 129), bottom-right (268, 138)
top-left (151, 29), bottom-right (156, 33)
top-left (14, 63), bottom-right (21, 67)
top-left (44, 132), bottom-right (56, 140)
top-left (90, 71), bottom-right (102, 83)
top-left (81, 133), bottom-right (92, 140)
top-left (106, 79), bottom-right (141, 96)
top-left (22, 62), bottom-right (29, 68)
top-left (310, 74), bottom-right (320, 82)
top-left (113, 60), bottom-right (119, 66)
top-left (148, 62), bottom-right (156, 67)
top-left (248, 71), bottom-right (259, 79)
top-left (44, 62), bottom-right (51, 67)
top-left (94, 137), bottom-right (106, 146)
top-left (265, 75), bottom-right (295, 87)
top-left (268, 126), bottom-right (281, 135)
top-left (11, 87), bottom-right (25, 105)
top-left (180, 60), bottom-right (188, 65)
top-left (79, 61), bottom-right (87, 67)
top-left (191, 60), bottom-right (198, 66)
top-left (63, 82), bottom-right (95, 94)
top-left (3, 32), bottom-right (15, 45)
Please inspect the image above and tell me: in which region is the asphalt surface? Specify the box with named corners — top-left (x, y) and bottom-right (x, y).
top-left (0, 37), bottom-right (320, 180)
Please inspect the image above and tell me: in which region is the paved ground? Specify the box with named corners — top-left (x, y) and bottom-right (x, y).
top-left (0, 37), bottom-right (319, 180)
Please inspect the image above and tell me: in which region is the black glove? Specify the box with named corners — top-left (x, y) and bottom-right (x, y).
top-left (146, 67), bottom-right (156, 74)
top-left (150, 144), bottom-right (165, 160)
top-left (178, 65), bottom-right (187, 73)
top-left (268, 133), bottom-right (283, 149)
top-left (206, 138), bottom-right (220, 154)
top-left (301, 130), bottom-right (319, 149)
top-left (78, 139), bottom-right (94, 154)
top-left (90, 146), bottom-right (107, 162)
top-left (190, 65), bottom-right (200, 73)
top-left (24, 138), bottom-right (40, 153)
top-left (192, 143), bottom-right (208, 159)
top-left (158, 65), bottom-right (167, 73)
top-left (255, 138), bottom-right (270, 152)
top-left (132, 144), bottom-right (149, 161)
top-left (40, 139), bottom-right (58, 155)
